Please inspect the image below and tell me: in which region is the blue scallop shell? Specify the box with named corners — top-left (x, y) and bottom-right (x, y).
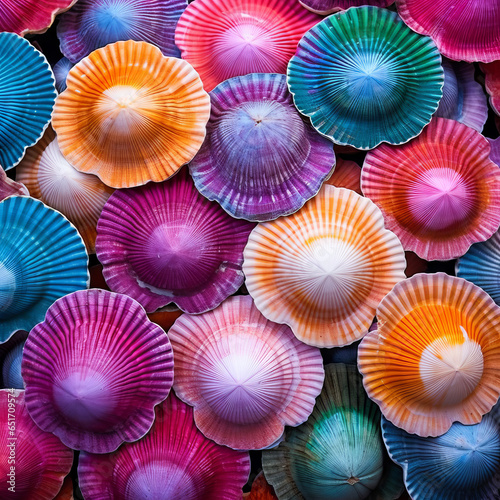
top-left (382, 404), bottom-right (500, 500)
top-left (0, 197), bottom-right (89, 340)
top-left (57, 0), bottom-right (187, 63)
top-left (0, 33), bottom-right (56, 171)
top-left (456, 230), bottom-right (500, 306)
top-left (0, 330), bottom-right (28, 389)
top-left (52, 57), bottom-right (74, 93)
top-left (287, 6), bottom-right (444, 150)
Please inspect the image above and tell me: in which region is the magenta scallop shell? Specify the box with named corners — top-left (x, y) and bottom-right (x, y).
top-left (396, 0), bottom-right (500, 63)
top-left (21, 289), bottom-right (174, 453)
top-left (0, 390), bottom-right (73, 499)
top-left (78, 393), bottom-right (251, 499)
top-left (96, 168), bottom-right (255, 314)
top-left (168, 295), bottom-right (325, 450)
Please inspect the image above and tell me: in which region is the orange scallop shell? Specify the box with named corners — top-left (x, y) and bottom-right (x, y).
top-left (358, 272), bottom-right (500, 437)
top-left (52, 40), bottom-right (210, 188)
top-left (243, 185), bottom-right (406, 347)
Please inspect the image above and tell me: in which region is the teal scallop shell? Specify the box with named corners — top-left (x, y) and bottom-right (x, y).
top-left (262, 363), bottom-right (404, 500)
top-left (287, 6), bottom-right (444, 150)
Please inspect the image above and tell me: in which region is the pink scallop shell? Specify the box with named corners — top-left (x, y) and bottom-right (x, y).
top-left (168, 295), bottom-right (325, 450)
top-left (175, 0), bottom-right (322, 92)
top-left (78, 393), bottom-right (250, 499)
top-left (0, 168), bottom-right (28, 201)
top-left (396, 0), bottom-right (500, 62)
top-left (96, 168), bottom-right (255, 314)
top-left (0, 0), bottom-right (77, 36)
top-left (22, 289), bottom-right (174, 453)
top-left (0, 390), bottom-right (73, 499)
top-left (362, 118), bottom-right (500, 260)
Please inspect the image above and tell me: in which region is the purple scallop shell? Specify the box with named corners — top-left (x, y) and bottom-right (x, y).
top-left (52, 57), bottom-right (74, 93)
top-left (436, 58), bottom-right (488, 132)
top-left (96, 168), bottom-right (255, 313)
top-left (299, 0), bottom-right (394, 15)
top-left (21, 289), bottom-right (174, 453)
top-left (57, 0), bottom-right (187, 63)
top-left (189, 73), bottom-right (335, 222)
top-left (489, 137), bottom-right (500, 167)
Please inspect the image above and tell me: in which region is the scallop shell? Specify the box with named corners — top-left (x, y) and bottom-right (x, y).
top-left (243, 184), bottom-right (406, 347)
top-left (22, 289), bottom-right (174, 453)
top-left (0, 196), bottom-right (89, 340)
top-left (96, 168), bottom-right (255, 314)
top-left (396, 0), bottom-right (500, 62)
top-left (0, 390), bottom-right (73, 499)
top-left (287, 6), bottom-right (444, 150)
top-left (168, 295), bottom-right (325, 450)
top-left (382, 403), bottom-right (500, 499)
top-left (262, 363), bottom-right (403, 500)
top-left (436, 59), bottom-right (488, 132)
top-left (189, 73), bottom-right (335, 222)
top-left (361, 118), bottom-right (500, 261)
top-left (52, 40), bottom-right (210, 188)
top-left (175, 0), bottom-right (322, 92)
top-left (78, 393), bottom-right (250, 499)
top-left (456, 229), bottom-right (500, 306)
top-left (57, 0), bottom-right (187, 63)
top-left (0, 0), bottom-right (77, 35)
top-left (0, 32), bottom-right (56, 170)
top-left (359, 272), bottom-right (500, 437)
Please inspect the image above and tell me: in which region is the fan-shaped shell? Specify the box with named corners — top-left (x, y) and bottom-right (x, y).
top-left (382, 403), bottom-right (500, 500)
top-left (0, 196), bottom-right (89, 340)
top-left (78, 393), bottom-right (250, 499)
top-left (0, 32), bottom-right (56, 171)
top-left (436, 59), bottom-right (488, 132)
top-left (396, 0), bottom-right (500, 62)
top-left (52, 40), bottom-right (210, 188)
top-left (96, 168), bottom-right (255, 314)
top-left (0, 0), bottom-right (77, 36)
top-left (168, 295), bottom-right (325, 450)
top-left (359, 272), bottom-right (500, 437)
top-left (287, 6), bottom-right (444, 150)
top-left (0, 390), bottom-right (73, 499)
top-left (175, 0), bottom-right (321, 92)
top-left (57, 0), bottom-right (187, 63)
top-left (22, 289), bottom-right (174, 453)
top-left (189, 73), bottom-right (335, 221)
top-left (361, 118), bottom-right (500, 260)
top-left (243, 184), bottom-right (406, 348)
top-left (262, 363), bottom-right (403, 500)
